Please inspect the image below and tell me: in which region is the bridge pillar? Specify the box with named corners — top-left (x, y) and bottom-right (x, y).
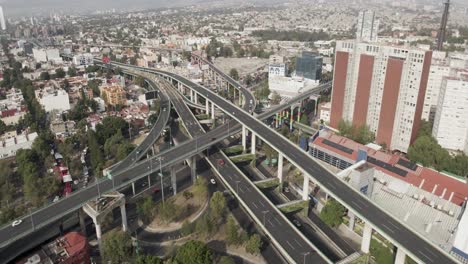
top-left (361, 222), bottom-right (372, 254)
top-left (278, 153), bottom-right (284, 183)
top-left (131, 182), bottom-right (136, 196)
top-left (205, 100), bottom-right (209, 114)
top-left (242, 126), bottom-right (247, 151)
top-left (251, 133), bottom-right (256, 155)
top-left (190, 156), bottom-right (197, 183)
top-left (78, 209), bottom-right (87, 235)
top-left (211, 103), bottom-right (215, 120)
top-left (171, 166), bottom-right (177, 195)
top-left (348, 211), bottom-right (356, 230)
top-left (302, 176), bottom-right (309, 200)
top-left (194, 92), bottom-right (198, 104)
top-left (290, 105), bottom-right (294, 131)
top-left (275, 113), bottom-right (279, 128)
top-left (239, 90), bottom-right (242, 106)
top-left (120, 204), bottom-right (128, 232)
top-left (394, 247), bottom-right (406, 264)
top-left (94, 220), bottom-right (103, 253)
top-left (190, 89), bottom-right (194, 102)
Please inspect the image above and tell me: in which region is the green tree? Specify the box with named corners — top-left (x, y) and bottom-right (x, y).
top-left (219, 256), bottom-right (235, 264)
top-left (210, 191), bottom-right (226, 220)
top-left (270, 91), bottom-right (281, 105)
top-left (181, 219), bottom-right (194, 236)
top-left (148, 113), bottom-right (159, 126)
top-left (40, 71), bottom-right (50, 81)
top-left (226, 216), bottom-right (240, 245)
top-left (136, 255), bottom-right (163, 264)
top-left (68, 67), bottom-right (77, 77)
top-left (156, 199), bottom-right (180, 223)
top-left (55, 68), bottom-right (66, 78)
top-left (299, 114), bottom-right (309, 125)
top-left (229, 68), bottom-right (239, 81)
top-left (102, 230), bottom-right (133, 263)
top-left (319, 199), bottom-right (345, 227)
top-left (195, 213), bottom-right (213, 236)
top-left (193, 177), bottom-right (208, 201)
top-left (135, 76), bottom-right (146, 87)
top-left (0, 119), bottom-right (7, 134)
top-left (88, 130), bottom-right (104, 175)
top-left (137, 196), bottom-right (155, 224)
top-left (174, 240), bottom-right (213, 264)
top-left (245, 234), bottom-right (262, 255)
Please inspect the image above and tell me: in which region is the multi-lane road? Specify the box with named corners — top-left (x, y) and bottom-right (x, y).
top-left (145, 70), bottom-right (456, 264)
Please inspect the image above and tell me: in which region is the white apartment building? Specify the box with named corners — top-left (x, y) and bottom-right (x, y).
top-left (73, 53), bottom-right (94, 66)
top-left (35, 87), bottom-right (71, 113)
top-left (330, 41), bottom-right (432, 153)
top-left (0, 6), bottom-right (6, 31)
top-left (356, 10), bottom-right (379, 42)
top-left (432, 69), bottom-right (468, 154)
top-left (33, 48), bottom-right (61, 63)
top-left (422, 59), bottom-right (450, 122)
top-left (0, 132), bottom-right (38, 159)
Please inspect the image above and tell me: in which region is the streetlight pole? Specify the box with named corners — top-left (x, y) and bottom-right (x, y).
top-left (97, 179), bottom-right (101, 198)
top-left (29, 208), bottom-right (35, 231)
top-left (302, 252), bottom-right (310, 264)
top-left (236, 181), bottom-right (240, 194)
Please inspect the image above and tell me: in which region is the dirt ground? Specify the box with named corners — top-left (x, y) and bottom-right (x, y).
top-left (213, 57), bottom-right (268, 76)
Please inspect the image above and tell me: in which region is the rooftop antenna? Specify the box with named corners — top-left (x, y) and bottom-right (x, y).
top-left (436, 0), bottom-right (450, 50)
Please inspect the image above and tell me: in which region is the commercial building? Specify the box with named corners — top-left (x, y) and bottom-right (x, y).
top-left (100, 85), bottom-right (127, 106)
top-left (32, 48), bottom-right (62, 63)
top-left (330, 41), bottom-right (432, 153)
top-left (16, 232), bottom-right (90, 264)
top-left (295, 51), bottom-right (322, 81)
top-left (432, 69), bottom-right (468, 154)
top-left (356, 10), bottom-right (379, 42)
top-left (35, 87), bottom-right (71, 113)
top-left (268, 55), bottom-right (287, 77)
top-left (318, 102), bottom-right (331, 123)
top-left (0, 132), bottom-right (38, 159)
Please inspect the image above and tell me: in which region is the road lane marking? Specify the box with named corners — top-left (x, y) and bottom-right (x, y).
top-left (293, 239), bottom-right (303, 248)
top-left (252, 202), bottom-right (258, 209)
top-left (387, 221), bottom-right (401, 231)
top-left (351, 201), bottom-right (363, 210)
top-left (274, 217), bottom-right (282, 226)
top-left (267, 219), bottom-right (275, 227)
top-left (381, 223), bottom-right (395, 234)
top-left (328, 183), bottom-right (337, 190)
top-left (258, 200), bottom-right (266, 207)
top-left (417, 251), bottom-right (434, 263)
top-left (286, 240), bottom-right (295, 250)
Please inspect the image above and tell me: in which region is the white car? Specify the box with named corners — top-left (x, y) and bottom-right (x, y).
top-left (210, 178), bottom-right (216, 185)
top-left (11, 220), bottom-right (22, 227)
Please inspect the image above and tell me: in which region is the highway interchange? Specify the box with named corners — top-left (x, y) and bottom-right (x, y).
top-left (0, 56), bottom-right (458, 264)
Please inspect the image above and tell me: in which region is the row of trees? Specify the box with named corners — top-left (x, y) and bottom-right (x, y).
top-left (407, 121), bottom-right (468, 177)
top-left (337, 120), bottom-right (376, 145)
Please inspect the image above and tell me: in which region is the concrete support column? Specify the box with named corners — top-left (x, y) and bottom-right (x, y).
top-left (275, 113), bottom-right (279, 128)
top-left (242, 126), bottom-right (247, 151)
top-left (348, 211), bottom-right (356, 230)
top-left (361, 222), bottom-right (373, 254)
top-left (120, 204), bottom-right (128, 232)
top-left (278, 153), bottom-right (284, 183)
top-left (290, 106), bottom-right (294, 131)
top-left (394, 247), bottom-right (406, 264)
top-left (190, 156), bottom-right (197, 183)
top-left (131, 182), bottom-right (136, 196)
top-left (194, 92), bottom-right (198, 104)
top-left (190, 89), bottom-right (194, 102)
top-left (297, 104), bottom-right (301, 122)
top-left (302, 176), bottom-right (309, 200)
top-left (205, 100), bottom-right (209, 114)
top-left (211, 103), bottom-right (215, 120)
top-left (78, 209), bottom-right (86, 235)
top-left (251, 133), bottom-right (256, 155)
top-left (171, 166), bottom-right (177, 195)
top-left (94, 221), bottom-right (103, 253)
top-left (238, 90), bottom-right (242, 106)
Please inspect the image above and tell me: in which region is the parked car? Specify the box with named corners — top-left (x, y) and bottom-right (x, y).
top-left (217, 159), bottom-right (225, 166)
top-left (210, 178), bottom-right (216, 185)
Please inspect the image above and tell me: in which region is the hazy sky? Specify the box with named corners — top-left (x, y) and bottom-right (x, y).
top-left (0, 0), bottom-right (195, 17)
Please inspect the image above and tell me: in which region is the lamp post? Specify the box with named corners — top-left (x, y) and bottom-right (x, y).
top-left (158, 157), bottom-right (165, 205)
top-left (29, 208), bottom-right (35, 231)
top-left (302, 252), bottom-right (310, 264)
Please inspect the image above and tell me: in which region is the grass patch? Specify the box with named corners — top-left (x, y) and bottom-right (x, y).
top-left (278, 200), bottom-right (309, 214)
top-left (223, 145), bottom-right (244, 155)
top-left (254, 178), bottom-right (280, 189)
top-left (229, 154), bottom-right (256, 163)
